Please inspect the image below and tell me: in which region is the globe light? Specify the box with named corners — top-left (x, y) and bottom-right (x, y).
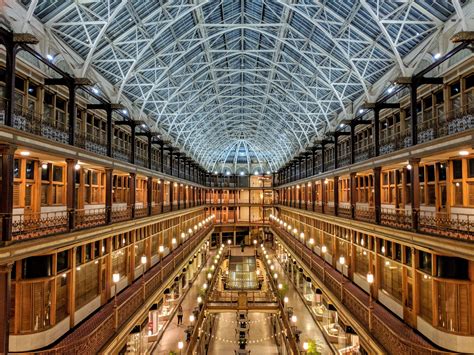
top-left (112, 273), bottom-right (120, 283)
top-left (339, 256), bottom-right (345, 266)
top-left (284, 296), bottom-right (289, 304)
top-left (291, 315), bottom-right (297, 323)
top-left (141, 256), bottom-right (147, 265)
top-left (367, 272), bottom-right (374, 284)
top-left (321, 245), bottom-right (327, 254)
top-left (189, 315), bottom-right (195, 323)
top-left (303, 342), bottom-right (309, 350)
top-left (197, 296), bottom-right (202, 304)
top-left (178, 341), bottom-right (184, 350)
top-left (203, 283), bottom-right (208, 290)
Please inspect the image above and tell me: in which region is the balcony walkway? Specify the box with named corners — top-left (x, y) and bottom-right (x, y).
top-left (150, 249), bottom-right (214, 354)
top-left (36, 227), bottom-right (211, 354)
top-left (274, 226), bottom-right (450, 354)
top-left (270, 251), bottom-right (332, 354)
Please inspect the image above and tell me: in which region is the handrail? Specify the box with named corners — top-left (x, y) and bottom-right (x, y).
top-left (31, 224), bottom-right (213, 354)
top-left (272, 224), bottom-right (455, 354)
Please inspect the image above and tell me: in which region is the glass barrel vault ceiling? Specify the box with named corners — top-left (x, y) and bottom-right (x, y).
top-left (19, 0), bottom-right (464, 173)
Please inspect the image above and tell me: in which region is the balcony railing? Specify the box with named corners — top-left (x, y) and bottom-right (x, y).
top-left (35, 223), bottom-right (213, 354)
top-left (280, 200), bottom-right (474, 242)
top-left (1, 200), bottom-right (204, 242)
top-left (272, 225), bottom-right (452, 355)
top-left (8, 211), bottom-right (68, 241)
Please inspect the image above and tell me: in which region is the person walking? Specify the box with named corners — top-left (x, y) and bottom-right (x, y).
top-left (177, 305), bottom-right (183, 325)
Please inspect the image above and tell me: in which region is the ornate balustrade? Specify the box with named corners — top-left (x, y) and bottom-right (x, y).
top-left (8, 210), bottom-right (68, 241)
top-left (34, 223), bottom-right (213, 354)
top-left (380, 207), bottom-right (412, 230)
top-left (272, 224), bottom-right (452, 355)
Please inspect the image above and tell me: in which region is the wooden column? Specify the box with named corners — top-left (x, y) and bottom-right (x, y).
top-left (0, 144), bottom-right (15, 242)
top-left (129, 173), bottom-right (136, 218)
top-left (160, 180), bottom-right (165, 213)
top-left (177, 184), bottom-right (181, 210)
top-left (410, 159), bottom-right (421, 231)
top-left (105, 168), bottom-right (113, 224)
top-left (0, 263), bottom-right (12, 354)
top-left (373, 167), bottom-right (382, 224)
top-left (169, 182), bottom-right (173, 211)
top-left (350, 172), bottom-right (357, 219)
top-left (334, 176), bottom-right (339, 216)
top-left (147, 176), bottom-right (153, 216)
top-left (66, 159), bottom-right (77, 230)
top-left (321, 179), bottom-right (326, 214)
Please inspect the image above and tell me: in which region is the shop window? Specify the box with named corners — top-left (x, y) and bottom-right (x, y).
top-left (419, 274), bottom-right (432, 322)
top-left (76, 247), bottom-right (83, 265)
top-left (28, 83), bottom-right (38, 97)
top-left (404, 246), bottom-right (412, 266)
top-left (380, 258), bottom-right (402, 301)
top-left (436, 281), bottom-right (470, 333)
top-left (25, 160), bottom-right (35, 180)
top-left (75, 261), bottom-right (99, 309)
top-left (453, 182), bottom-right (463, 205)
top-left (438, 162), bottom-right (446, 180)
top-left (453, 160), bottom-right (463, 179)
top-left (14, 76), bottom-right (24, 91)
top-left (53, 166), bottom-right (63, 182)
top-left (57, 250), bottom-right (69, 273)
top-left (450, 81), bottom-right (460, 96)
top-left (418, 251), bottom-right (432, 274)
top-left (13, 159), bottom-right (20, 178)
top-left (22, 255), bottom-right (53, 279)
top-left (41, 164), bottom-right (50, 181)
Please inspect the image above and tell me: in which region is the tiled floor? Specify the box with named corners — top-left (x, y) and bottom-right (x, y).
top-left (271, 252), bottom-right (332, 354)
top-left (208, 312), bottom-right (279, 354)
top-left (151, 253), bottom-right (214, 354)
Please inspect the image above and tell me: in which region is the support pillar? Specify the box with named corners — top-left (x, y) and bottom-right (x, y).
top-left (147, 177), bottom-right (153, 216)
top-left (350, 124), bottom-right (355, 165)
top-left (129, 173), bottom-right (136, 218)
top-left (410, 159), bottom-right (421, 231)
top-left (374, 109), bottom-right (380, 157)
top-left (1, 32), bottom-right (38, 127)
top-left (105, 168), bottom-right (113, 224)
top-left (350, 172), bottom-right (357, 219)
top-left (3, 37), bottom-right (16, 127)
top-left (66, 159), bottom-right (77, 230)
top-left (0, 144), bottom-right (16, 242)
top-left (321, 179), bottom-right (326, 214)
top-left (0, 263), bottom-right (13, 354)
top-left (373, 167), bottom-right (381, 224)
top-left (334, 176), bottom-right (339, 216)
top-left (410, 83), bottom-right (418, 146)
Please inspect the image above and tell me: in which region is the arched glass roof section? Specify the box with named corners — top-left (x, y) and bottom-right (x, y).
top-left (20, 0), bottom-right (463, 173)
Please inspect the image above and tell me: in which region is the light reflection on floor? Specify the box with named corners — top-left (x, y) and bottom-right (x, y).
top-left (208, 312), bottom-right (279, 354)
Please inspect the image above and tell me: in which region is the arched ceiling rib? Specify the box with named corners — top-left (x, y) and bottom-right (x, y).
top-left (17, 0), bottom-right (466, 173)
